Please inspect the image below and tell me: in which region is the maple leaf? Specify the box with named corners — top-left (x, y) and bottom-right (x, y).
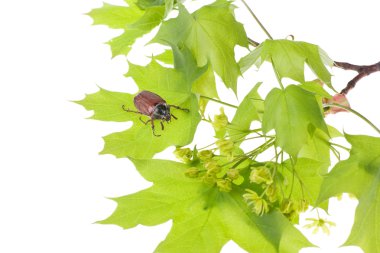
top-left (88, 1), bottom-right (165, 57)
top-left (318, 134), bottom-right (380, 253)
top-left (155, 46), bottom-right (218, 99)
top-left (229, 82), bottom-right (264, 141)
top-left (153, 0), bottom-right (248, 93)
top-left (99, 159), bottom-right (311, 253)
top-left (136, 0), bottom-right (174, 17)
top-left (262, 85), bottom-right (329, 156)
top-left (76, 60), bottom-right (201, 159)
top-left (239, 40), bottom-right (334, 89)
top-left (280, 158), bottom-right (329, 210)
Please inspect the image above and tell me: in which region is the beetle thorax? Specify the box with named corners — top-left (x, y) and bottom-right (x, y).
top-left (152, 103), bottom-right (171, 121)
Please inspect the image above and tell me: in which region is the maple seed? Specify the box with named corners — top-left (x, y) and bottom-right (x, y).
top-left (122, 90), bottom-right (189, 137)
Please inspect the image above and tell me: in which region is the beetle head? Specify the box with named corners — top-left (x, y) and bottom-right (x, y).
top-left (153, 103), bottom-right (171, 121)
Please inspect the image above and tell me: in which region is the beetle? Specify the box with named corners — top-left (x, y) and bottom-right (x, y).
top-left (122, 90), bottom-right (189, 137)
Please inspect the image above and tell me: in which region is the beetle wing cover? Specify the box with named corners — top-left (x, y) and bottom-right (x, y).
top-left (134, 90), bottom-right (166, 116)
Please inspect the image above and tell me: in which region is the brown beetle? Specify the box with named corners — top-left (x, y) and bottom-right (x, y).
top-left (122, 90), bottom-right (189, 136)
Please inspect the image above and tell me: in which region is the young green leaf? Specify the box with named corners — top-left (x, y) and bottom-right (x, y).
top-left (298, 127), bottom-right (331, 166)
top-left (229, 82), bottom-right (264, 141)
top-left (87, 2), bottom-right (143, 29)
top-left (262, 85), bottom-right (329, 156)
top-left (280, 158), bottom-right (329, 207)
top-left (88, 1), bottom-right (165, 57)
top-left (318, 134), bottom-right (380, 253)
top-left (109, 6), bottom-right (165, 57)
top-left (240, 40), bottom-right (333, 89)
top-left (153, 1), bottom-right (248, 93)
top-left (76, 60), bottom-right (201, 159)
top-left (99, 159), bottom-right (311, 253)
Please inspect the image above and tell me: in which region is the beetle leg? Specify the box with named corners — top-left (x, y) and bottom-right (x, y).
top-left (122, 105), bottom-right (143, 114)
top-left (171, 114), bottom-right (177, 120)
top-left (151, 120), bottom-right (161, 137)
top-left (139, 116), bottom-right (151, 125)
top-left (168, 104), bottom-right (190, 112)
top-left (160, 121), bottom-right (165, 130)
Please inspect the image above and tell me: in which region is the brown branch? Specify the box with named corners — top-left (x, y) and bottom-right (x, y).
top-left (334, 61), bottom-right (380, 94)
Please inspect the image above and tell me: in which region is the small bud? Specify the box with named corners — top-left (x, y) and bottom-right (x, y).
top-left (204, 160), bottom-right (221, 174)
top-left (297, 199), bottom-right (309, 212)
top-left (250, 166), bottom-right (273, 185)
top-left (227, 169), bottom-right (240, 180)
top-left (197, 150), bottom-right (214, 161)
top-left (184, 167), bottom-right (199, 178)
top-left (216, 139), bottom-right (234, 154)
top-left (323, 93), bottom-right (350, 114)
top-left (265, 183), bottom-right (278, 203)
top-left (202, 173), bottom-right (216, 186)
top-left (212, 107), bottom-right (228, 131)
top-left (216, 179), bottom-right (232, 192)
top-left (174, 148), bottom-right (192, 163)
top-left (280, 199), bottom-right (295, 214)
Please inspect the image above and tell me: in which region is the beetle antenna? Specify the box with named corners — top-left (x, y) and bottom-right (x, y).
top-left (171, 114), bottom-right (177, 120)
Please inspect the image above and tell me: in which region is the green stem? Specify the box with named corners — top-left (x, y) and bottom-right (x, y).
top-left (324, 103), bottom-right (380, 135)
top-left (200, 95), bottom-right (238, 109)
top-left (201, 118), bottom-right (246, 132)
top-left (330, 142), bottom-right (350, 152)
top-left (240, 0), bottom-right (273, 40)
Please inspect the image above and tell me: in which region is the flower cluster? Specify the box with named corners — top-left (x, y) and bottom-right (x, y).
top-left (243, 165), bottom-right (276, 216)
top-left (244, 163), bottom-right (310, 219)
top-left (176, 141), bottom-right (246, 193)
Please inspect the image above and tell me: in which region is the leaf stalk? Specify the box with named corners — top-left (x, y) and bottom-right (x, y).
top-left (240, 0), bottom-right (273, 39)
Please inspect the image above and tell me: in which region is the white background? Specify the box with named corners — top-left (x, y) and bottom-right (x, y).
top-left (1, 0), bottom-right (379, 252)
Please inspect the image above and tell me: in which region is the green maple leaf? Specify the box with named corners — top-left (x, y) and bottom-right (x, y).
top-left (172, 44), bottom-right (218, 99)
top-left (76, 60), bottom-right (201, 159)
top-left (239, 40), bottom-right (333, 89)
top-left (229, 82), bottom-right (264, 141)
top-left (153, 46), bottom-right (219, 99)
top-left (262, 85), bottom-right (329, 156)
top-left (136, 0), bottom-right (174, 17)
top-left (99, 159), bottom-right (311, 253)
top-left (88, 1), bottom-right (165, 57)
top-left (318, 134), bottom-right (380, 253)
top-left (87, 2), bottom-right (143, 29)
top-left (280, 158), bottom-right (329, 210)
top-left (153, 0), bottom-right (248, 93)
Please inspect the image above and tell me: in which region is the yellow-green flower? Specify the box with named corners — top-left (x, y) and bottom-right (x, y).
top-left (243, 189), bottom-right (269, 216)
top-left (173, 148), bottom-right (192, 163)
top-left (216, 179), bottom-right (232, 192)
top-left (216, 139), bottom-right (234, 154)
top-left (184, 167), bottom-right (199, 178)
top-left (250, 166), bottom-right (273, 185)
top-left (197, 150), bottom-right (214, 161)
top-left (227, 169), bottom-right (240, 180)
top-left (204, 159), bottom-right (221, 174)
top-left (280, 199), bottom-right (295, 214)
top-left (212, 107), bottom-right (228, 131)
top-left (265, 183), bottom-right (277, 203)
top-left (304, 217), bottom-right (336, 235)
top-left (202, 173), bottom-right (216, 186)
